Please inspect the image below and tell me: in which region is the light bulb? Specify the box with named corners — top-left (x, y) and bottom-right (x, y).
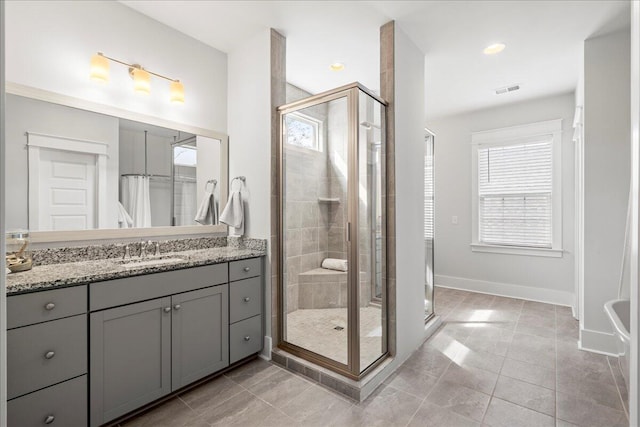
top-left (90, 53), bottom-right (109, 83)
top-left (170, 80), bottom-right (185, 104)
top-left (132, 68), bottom-right (151, 95)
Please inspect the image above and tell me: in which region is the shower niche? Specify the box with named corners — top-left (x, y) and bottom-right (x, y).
top-left (278, 83), bottom-right (387, 379)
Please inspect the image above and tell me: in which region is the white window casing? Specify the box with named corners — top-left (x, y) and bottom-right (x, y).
top-left (471, 119), bottom-right (563, 257)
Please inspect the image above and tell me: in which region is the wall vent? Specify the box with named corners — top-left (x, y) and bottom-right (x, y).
top-left (495, 84), bottom-right (520, 95)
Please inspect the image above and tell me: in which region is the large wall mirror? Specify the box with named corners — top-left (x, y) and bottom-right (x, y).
top-left (5, 88), bottom-right (228, 241)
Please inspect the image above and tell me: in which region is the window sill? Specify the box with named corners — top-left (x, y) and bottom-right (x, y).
top-left (470, 243), bottom-right (563, 258)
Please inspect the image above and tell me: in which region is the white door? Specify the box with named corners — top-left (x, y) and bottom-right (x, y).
top-left (36, 149), bottom-right (97, 231)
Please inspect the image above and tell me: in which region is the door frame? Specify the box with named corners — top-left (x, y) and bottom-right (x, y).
top-left (27, 132), bottom-right (108, 230)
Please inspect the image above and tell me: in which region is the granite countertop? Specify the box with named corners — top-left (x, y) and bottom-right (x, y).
top-left (6, 246), bottom-right (265, 295)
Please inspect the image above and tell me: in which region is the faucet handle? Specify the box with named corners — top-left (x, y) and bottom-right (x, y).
top-left (154, 242), bottom-right (161, 257)
top-left (123, 245), bottom-right (131, 260)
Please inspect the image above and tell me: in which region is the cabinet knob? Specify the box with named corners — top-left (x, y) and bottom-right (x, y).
top-left (163, 307), bottom-right (172, 313)
top-left (44, 351), bottom-right (55, 360)
top-left (243, 267), bottom-right (250, 272)
top-left (244, 336), bottom-right (251, 341)
top-left (44, 302), bottom-right (56, 311)
top-left (174, 304), bottom-right (181, 311)
top-left (44, 415), bottom-right (55, 424)
top-left (243, 297), bottom-right (251, 303)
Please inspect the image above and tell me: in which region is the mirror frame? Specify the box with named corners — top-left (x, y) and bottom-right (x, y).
top-left (6, 82), bottom-right (229, 243)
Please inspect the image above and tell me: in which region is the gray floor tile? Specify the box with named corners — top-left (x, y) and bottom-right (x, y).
top-left (426, 379), bottom-right (491, 422)
top-left (454, 347), bottom-right (505, 374)
top-left (493, 375), bottom-right (555, 416)
top-left (522, 300), bottom-right (556, 315)
top-left (441, 362), bottom-right (499, 395)
top-left (408, 401), bottom-right (481, 427)
top-left (483, 397), bottom-right (555, 427)
top-left (557, 368), bottom-right (624, 410)
top-left (121, 398), bottom-right (197, 427)
top-left (501, 358), bottom-right (556, 390)
top-left (608, 356), bottom-right (629, 414)
top-left (556, 392), bottom-right (628, 427)
top-left (223, 357), bottom-right (281, 388)
top-left (353, 384), bottom-right (423, 426)
top-left (506, 333), bottom-right (556, 369)
top-left (247, 368), bottom-right (313, 408)
top-left (403, 345), bottom-right (453, 377)
top-left (198, 390), bottom-right (294, 427)
top-left (383, 364), bottom-right (440, 398)
top-left (178, 376), bottom-right (244, 413)
top-left (281, 384), bottom-right (353, 425)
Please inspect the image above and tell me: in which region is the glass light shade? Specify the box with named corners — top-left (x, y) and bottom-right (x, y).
top-left (132, 68), bottom-right (151, 94)
top-left (170, 80), bottom-right (185, 104)
top-left (90, 53), bottom-right (109, 83)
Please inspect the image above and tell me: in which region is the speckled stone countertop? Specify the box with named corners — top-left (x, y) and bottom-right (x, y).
top-left (6, 243), bottom-right (266, 295)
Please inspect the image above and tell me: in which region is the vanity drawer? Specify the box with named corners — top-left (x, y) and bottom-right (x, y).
top-left (229, 277), bottom-right (262, 324)
top-left (8, 314), bottom-right (87, 399)
top-left (7, 285), bottom-right (87, 329)
top-left (229, 314), bottom-right (262, 364)
top-left (90, 263), bottom-right (228, 311)
top-left (8, 375), bottom-right (87, 427)
top-left (229, 258), bottom-right (262, 282)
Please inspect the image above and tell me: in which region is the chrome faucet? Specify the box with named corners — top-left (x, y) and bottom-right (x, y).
top-left (154, 242), bottom-right (161, 257)
top-left (123, 245), bottom-right (131, 260)
top-left (140, 240), bottom-right (152, 259)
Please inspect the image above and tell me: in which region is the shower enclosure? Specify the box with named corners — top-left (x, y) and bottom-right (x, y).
top-left (277, 83), bottom-right (387, 379)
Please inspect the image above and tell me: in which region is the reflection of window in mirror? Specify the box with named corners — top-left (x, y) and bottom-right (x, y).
top-left (173, 145), bottom-right (197, 167)
top-left (285, 112), bottom-right (323, 151)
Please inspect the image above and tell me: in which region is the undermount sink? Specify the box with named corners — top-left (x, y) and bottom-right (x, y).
top-left (114, 254), bottom-right (190, 269)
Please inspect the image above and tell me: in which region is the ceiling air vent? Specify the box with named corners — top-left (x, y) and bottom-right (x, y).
top-left (495, 84), bottom-right (520, 95)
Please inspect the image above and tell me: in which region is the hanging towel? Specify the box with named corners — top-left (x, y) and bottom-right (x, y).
top-left (120, 175), bottom-right (152, 228)
top-left (220, 190), bottom-right (244, 237)
top-left (117, 202), bottom-right (134, 228)
top-left (322, 258), bottom-right (348, 272)
top-left (195, 186), bottom-right (219, 225)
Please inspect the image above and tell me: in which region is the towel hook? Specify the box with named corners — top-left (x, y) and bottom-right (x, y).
top-left (205, 179), bottom-right (217, 192)
top-left (231, 176), bottom-right (246, 191)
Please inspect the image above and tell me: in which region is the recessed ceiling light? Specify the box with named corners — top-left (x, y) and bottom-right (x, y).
top-left (483, 43), bottom-right (506, 55)
top-left (330, 62), bottom-right (345, 71)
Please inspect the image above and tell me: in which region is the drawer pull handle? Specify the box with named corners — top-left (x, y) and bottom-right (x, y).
top-left (244, 336), bottom-right (251, 341)
top-left (44, 303), bottom-right (56, 311)
top-left (174, 304), bottom-right (181, 311)
top-left (44, 351), bottom-right (55, 360)
top-left (44, 415), bottom-right (55, 424)
top-left (243, 267), bottom-right (250, 272)
top-left (243, 297), bottom-right (251, 303)
top-left (163, 307), bottom-right (172, 313)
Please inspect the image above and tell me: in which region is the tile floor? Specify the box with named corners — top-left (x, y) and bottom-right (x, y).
top-left (121, 287), bottom-right (629, 427)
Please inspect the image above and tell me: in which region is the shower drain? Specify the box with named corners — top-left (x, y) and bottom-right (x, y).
top-left (333, 326), bottom-right (344, 331)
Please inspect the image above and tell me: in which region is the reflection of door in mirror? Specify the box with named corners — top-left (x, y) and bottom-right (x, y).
top-left (172, 139), bottom-right (197, 226)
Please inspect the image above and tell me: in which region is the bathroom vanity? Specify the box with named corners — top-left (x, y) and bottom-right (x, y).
top-left (5, 241), bottom-right (265, 427)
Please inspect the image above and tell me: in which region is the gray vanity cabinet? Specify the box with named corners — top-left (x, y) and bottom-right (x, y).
top-left (171, 285), bottom-right (229, 390)
top-left (90, 297), bottom-right (172, 427)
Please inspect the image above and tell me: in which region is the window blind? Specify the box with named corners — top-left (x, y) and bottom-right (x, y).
top-left (478, 139), bottom-right (552, 248)
top-left (424, 137), bottom-right (434, 241)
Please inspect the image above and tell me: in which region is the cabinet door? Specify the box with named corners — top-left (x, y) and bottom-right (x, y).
top-left (90, 297), bottom-right (171, 427)
top-left (171, 285), bottom-right (229, 390)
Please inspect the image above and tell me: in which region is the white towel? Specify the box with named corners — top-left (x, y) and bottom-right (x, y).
top-left (220, 190), bottom-right (244, 236)
top-left (322, 258), bottom-right (348, 272)
top-left (195, 189), bottom-right (219, 225)
top-left (117, 202), bottom-right (134, 228)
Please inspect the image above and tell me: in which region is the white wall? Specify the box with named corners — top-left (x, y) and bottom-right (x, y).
top-left (393, 26), bottom-right (429, 361)
top-left (430, 93), bottom-right (576, 306)
top-left (5, 94), bottom-right (120, 230)
top-left (5, 1), bottom-right (227, 133)
top-left (582, 29), bottom-right (631, 353)
top-left (227, 29), bottom-right (273, 344)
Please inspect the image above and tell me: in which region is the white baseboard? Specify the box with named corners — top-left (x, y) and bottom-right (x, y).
top-left (579, 328), bottom-right (619, 356)
top-left (435, 274), bottom-right (575, 308)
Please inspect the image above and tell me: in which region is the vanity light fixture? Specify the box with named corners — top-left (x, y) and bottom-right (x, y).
top-left (89, 52), bottom-right (185, 104)
top-left (483, 43), bottom-right (506, 55)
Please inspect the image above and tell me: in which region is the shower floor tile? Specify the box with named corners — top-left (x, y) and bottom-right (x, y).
top-left (285, 306), bottom-right (385, 368)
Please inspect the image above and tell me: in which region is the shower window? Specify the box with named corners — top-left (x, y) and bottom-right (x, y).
top-left (285, 112), bottom-right (323, 151)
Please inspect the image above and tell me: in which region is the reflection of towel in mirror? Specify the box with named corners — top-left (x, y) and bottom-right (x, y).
top-left (194, 190), bottom-right (219, 225)
top-left (117, 202), bottom-right (134, 228)
top-left (220, 191), bottom-right (244, 237)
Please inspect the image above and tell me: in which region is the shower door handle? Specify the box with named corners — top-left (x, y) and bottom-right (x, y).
top-left (345, 222), bottom-right (351, 242)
